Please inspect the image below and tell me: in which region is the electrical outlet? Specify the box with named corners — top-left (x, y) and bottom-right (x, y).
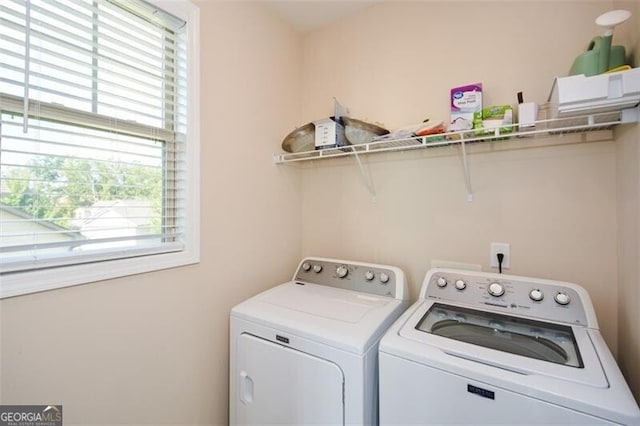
top-left (490, 243), bottom-right (511, 269)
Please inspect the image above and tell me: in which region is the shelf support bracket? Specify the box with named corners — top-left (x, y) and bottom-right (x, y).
top-left (460, 136), bottom-right (474, 202)
top-left (621, 104), bottom-right (640, 123)
top-left (352, 149), bottom-right (376, 199)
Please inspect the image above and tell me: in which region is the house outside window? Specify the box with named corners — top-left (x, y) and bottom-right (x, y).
top-left (0, 0), bottom-right (200, 298)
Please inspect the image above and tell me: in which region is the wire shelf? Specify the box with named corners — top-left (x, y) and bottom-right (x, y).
top-left (273, 110), bottom-right (633, 164)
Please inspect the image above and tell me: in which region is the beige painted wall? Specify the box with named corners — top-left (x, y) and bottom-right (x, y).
top-left (616, 112), bottom-right (640, 404)
top-left (1, 1), bottom-right (638, 425)
top-left (299, 1), bottom-right (622, 355)
top-left (0, 2), bottom-right (302, 425)
top-left (614, 0), bottom-right (640, 404)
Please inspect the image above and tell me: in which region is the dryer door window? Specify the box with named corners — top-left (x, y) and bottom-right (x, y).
top-left (234, 332), bottom-right (345, 425)
top-left (416, 303), bottom-right (583, 368)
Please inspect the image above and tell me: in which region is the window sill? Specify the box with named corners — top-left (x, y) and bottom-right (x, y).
top-left (0, 248), bottom-right (200, 299)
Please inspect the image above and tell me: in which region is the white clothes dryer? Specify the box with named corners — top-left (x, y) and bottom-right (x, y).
top-left (379, 268), bottom-right (640, 425)
top-left (230, 257), bottom-right (409, 425)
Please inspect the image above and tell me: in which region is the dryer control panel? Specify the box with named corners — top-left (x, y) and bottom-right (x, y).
top-left (422, 269), bottom-right (593, 327)
top-left (294, 258), bottom-right (407, 300)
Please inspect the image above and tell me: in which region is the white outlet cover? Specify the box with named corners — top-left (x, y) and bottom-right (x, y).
top-left (490, 243), bottom-right (511, 269)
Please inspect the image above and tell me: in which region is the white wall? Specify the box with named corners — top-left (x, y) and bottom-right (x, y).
top-left (614, 0), bottom-right (640, 403)
top-left (299, 1), bottom-right (621, 354)
top-left (0, 2), bottom-right (303, 424)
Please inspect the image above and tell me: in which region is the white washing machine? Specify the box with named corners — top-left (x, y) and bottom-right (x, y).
top-left (230, 257), bottom-right (409, 425)
top-left (379, 268), bottom-right (640, 425)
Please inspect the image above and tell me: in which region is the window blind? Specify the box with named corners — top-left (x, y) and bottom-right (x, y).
top-left (0, 0), bottom-right (188, 273)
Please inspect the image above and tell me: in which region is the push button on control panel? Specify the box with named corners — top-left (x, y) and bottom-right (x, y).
top-left (529, 289), bottom-right (544, 301)
top-left (336, 265), bottom-right (348, 278)
top-left (554, 292), bottom-right (571, 305)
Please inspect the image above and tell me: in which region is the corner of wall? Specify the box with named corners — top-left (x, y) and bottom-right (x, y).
top-left (613, 0), bottom-right (640, 405)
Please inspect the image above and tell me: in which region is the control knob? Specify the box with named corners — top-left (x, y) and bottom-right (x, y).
top-left (454, 279), bottom-right (466, 290)
top-left (488, 282), bottom-right (505, 297)
top-left (313, 264), bottom-right (323, 273)
top-left (554, 292), bottom-right (571, 306)
top-left (302, 262), bottom-right (311, 272)
top-left (336, 265), bottom-right (348, 278)
top-left (365, 270), bottom-right (375, 281)
top-left (436, 277), bottom-right (447, 288)
top-left (380, 272), bottom-right (390, 284)
top-left (529, 289), bottom-right (544, 302)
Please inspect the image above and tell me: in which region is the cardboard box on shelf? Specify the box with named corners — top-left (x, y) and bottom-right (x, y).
top-left (450, 83), bottom-right (483, 131)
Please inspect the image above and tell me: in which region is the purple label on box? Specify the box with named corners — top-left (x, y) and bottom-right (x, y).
top-left (451, 83), bottom-right (482, 112)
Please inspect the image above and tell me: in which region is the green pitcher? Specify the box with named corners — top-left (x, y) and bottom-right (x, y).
top-left (569, 9), bottom-right (631, 77)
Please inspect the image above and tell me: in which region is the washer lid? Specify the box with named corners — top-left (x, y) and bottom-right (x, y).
top-left (231, 282), bottom-right (405, 354)
top-left (396, 300), bottom-right (608, 388)
top-left (417, 303), bottom-right (583, 368)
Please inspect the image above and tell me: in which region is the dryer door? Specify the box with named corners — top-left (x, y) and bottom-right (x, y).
top-left (235, 332), bottom-right (344, 425)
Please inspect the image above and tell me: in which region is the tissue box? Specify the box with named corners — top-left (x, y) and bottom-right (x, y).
top-left (548, 68), bottom-right (640, 117)
top-left (313, 117), bottom-right (347, 149)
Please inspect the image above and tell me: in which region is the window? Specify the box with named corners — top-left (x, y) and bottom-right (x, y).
top-left (0, 0), bottom-right (200, 298)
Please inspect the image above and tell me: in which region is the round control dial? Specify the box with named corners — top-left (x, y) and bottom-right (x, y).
top-left (364, 270), bottom-right (375, 281)
top-left (380, 272), bottom-right (390, 284)
top-left (488, 282), bottom-right (505, 297)
top-left (436, 277), bottom-right (447, 288)
top-left (336, 265), bottom-right (348, 278)
top-left (554, 292), bottom-right (571, 305)
top-left (529, 289), bottom-right (544, 302)
top-left (454, 279), bottom-right (466, 290)
top-left (313, 264), bottom-right (322, 273)
top-left (302, 262), bottom-right (311, 272)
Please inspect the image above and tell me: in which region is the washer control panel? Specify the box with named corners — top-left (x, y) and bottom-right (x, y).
top-left (423, 270), bottom-right (589, 326)
top-left (294, 258), bottom-right (402, 299)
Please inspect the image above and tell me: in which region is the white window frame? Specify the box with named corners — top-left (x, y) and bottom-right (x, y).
top-left (0, 0), bottom-right (200, 299)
